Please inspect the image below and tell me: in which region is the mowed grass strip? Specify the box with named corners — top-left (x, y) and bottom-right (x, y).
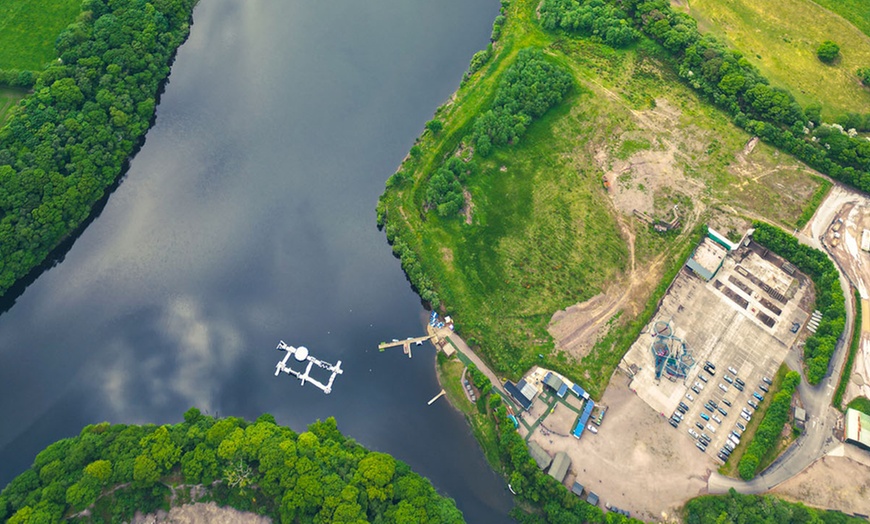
top-left (0, 0), bottom-right (82, 70)
top-left (811, 0), bottom-right (870, 39)
top-left (685, 0), bottom-right (870, 118)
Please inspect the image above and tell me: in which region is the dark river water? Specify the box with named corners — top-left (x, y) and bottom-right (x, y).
top-left (0, 0), bottom-right (514, 521)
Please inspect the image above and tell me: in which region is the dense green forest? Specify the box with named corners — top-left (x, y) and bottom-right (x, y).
top-left (542, 0), bottom-right (870, 192)
top-left (751, 223), bottom-right (846, 384)
top-left (0, 0), bottom-right (196, 298)
top-left (685, 489), bottom-right (863, 524)
top-left (737, 370), bottom-right (800, 479)
top-left (0, 409), bottom-right (464, 523)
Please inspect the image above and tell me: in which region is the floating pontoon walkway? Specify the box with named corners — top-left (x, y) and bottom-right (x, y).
top-left (274, 341), bottom-right (343, 394)
top-left (378, 335), bottom-right (434, 358)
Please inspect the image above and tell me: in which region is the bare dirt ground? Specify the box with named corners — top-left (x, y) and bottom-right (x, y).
top-left (772, 453), bottom-right (870, 516)
top-left (130, 502), bottom-right (271, 524)
top-left (528, 376), bottom-right (711, 522)
top-left (811, 187), bottom-right (870, 404)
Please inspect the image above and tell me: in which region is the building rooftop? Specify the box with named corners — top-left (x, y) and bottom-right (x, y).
top-left (528, 441), bottom-right (552, 470)
top-left (846, 408), bottom-right (870, 451)
top-left (794, 407), bottom-right (807, 422)
top-left (587, 492), bottom-right (599, 506)
top-left (543, 372), bottom-right (564, 392)
top-left (571, 481), bottom-right (584, 496)
top-left (548, 451), bottom-right (571, 482)
top-left (504, 380), bottom-right (533, 410)
top-left (686, 237), bottom-right (727, 281)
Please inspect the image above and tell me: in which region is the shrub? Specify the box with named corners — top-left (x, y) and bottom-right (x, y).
top-left (817, 41), bottom-right (840, 63)
top-left (858, 67), bottom-right (870, 87)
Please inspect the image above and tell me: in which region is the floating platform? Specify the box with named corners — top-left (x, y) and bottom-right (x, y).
top-left (378, 335), bottom-right (434, 358)
top-left (274, 340), bottom-right (343, 394)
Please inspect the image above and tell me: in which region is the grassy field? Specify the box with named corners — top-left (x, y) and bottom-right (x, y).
top-left (811, 0), bottom-right (870, 38)
top-left (683, 0), bottom-right (870, 119)
top-left (847, 396), bottom-right (870, 415)
top-left (719, 364), bottom-right (790, 477)
top-left (0, 0), bottom-right (81, 70)
top-left (0, 88), bottom-right (25, 125)
top-left (381, 0), bottom-right (825, 394)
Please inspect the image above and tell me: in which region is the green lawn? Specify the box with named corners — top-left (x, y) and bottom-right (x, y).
top-left (0, 88), bottom-right (25, 125)
top-left (683, 0), bottom-right (870, 119)
top-left (847, 396), bottom-right (870, 415)
top-left (811, 0), bottom-right (870, 38)
top-left (0, 0), bottom-right (81, 70)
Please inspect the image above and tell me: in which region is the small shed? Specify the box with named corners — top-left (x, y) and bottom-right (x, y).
top-left (794, 407), bottom-right (807, 428)
top-left (587, 491), bottom-right (599, 506)
top-left (548, 451), bottom-right (571, 482)
top-left (527, 441), bottom-right (552, 470)
top-left (571, 482), bottom-right (584, 497)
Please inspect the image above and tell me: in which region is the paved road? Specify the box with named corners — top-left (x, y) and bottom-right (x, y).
top-left (709, 198), bottom-right (853, 493)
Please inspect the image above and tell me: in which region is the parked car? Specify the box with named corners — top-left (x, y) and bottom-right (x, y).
top-left (677, 404), bottom-right (687, 414)
top-left (736, 421), bottom-right (746, 431)
top-left (741, 412), bottom-right (752, 422)
top-left (724, 440), bottom-right (735, 451)
top-left (709, 399), bottom-right (718, 408)
top-left (759, 384), bottom-right (769, 393)
top-left (753, 391), bottom-right (765, 401)
top-left (720, 447), bottom-right (731, 457)
top-left (696, 442), bottom-right (707, 452)
top-left (719, 383), bottom-right (729, 392)
top-left (721, 398), bottom-right (732, 407)
top-left (699, 373), bottom-right (709, 383)
top-left (733, 382), bottom-right (745, 392)
top-left (763, 376), bottom-right (773, 385)
top-left (728, 366), bottom-right (738, 375)
top-left (705, 366), bottom-right (716, 376)
top-left (729, 434), bottom-right (740, 446)
top-left (718, 452), bottom-right (729, 461)
top-left (718, 407), bottom-right (728, 416)
top-left (748, 399), bottom-right (759, 409)
top-left (686, 393), bottom-right (694, 401)
top-left (692, 385), bottom-right (701, 394)
top-left (688, 429), bottom-right (700, 439)
top-left (723, 375), bottom-right (734, 384)
top-left (704, 404), bottom-right (715, 412)
top-left (680, 401), bottom-right (690, 411)
top-left (706, 423), bottom-right (717, 433)
top-left (706, 361), bottom-right (716, 370)
top-left (712, 414), bottom-right (722, 424)
top-left (695, 422), bottom-right (704, 430)
top-left (587, 424), bottom-right (599, 434)
top-left (735, 377), bottom-right (745, 387)
top-left (731, 430), bottom-right (742, 439)
top-left (669, 419), bottom-right (679, 428)
top-left (694, 381), bottom-right (705, 390)
top-left (673, 411), bottom-right (683, 421)
top-left (700, 413), bottom-right (710, 421)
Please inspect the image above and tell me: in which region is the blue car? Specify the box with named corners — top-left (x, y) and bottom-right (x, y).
top-left (700, 413), bottom-right (710, 421)
top-left (753, 392), bottom-right (764, 402)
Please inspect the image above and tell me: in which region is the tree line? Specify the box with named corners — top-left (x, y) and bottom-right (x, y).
top-left (685, 489), bottom-right (863, 524)
top-left (540, 0), bottom-right (870, 194)
top-left (751, 223), bottom-right (846, 384)
top-left (736, 370), bottom-right (800, 480)
top-left (0, 409), bottom-right (464, 523)
top-left (0, 0), bottom-right (197, 298)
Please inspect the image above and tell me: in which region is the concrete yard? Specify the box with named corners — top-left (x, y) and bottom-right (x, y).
top-left (621, 242), bottom-right (811, 460)
top-left (526, 377), bottom-right (711, 521)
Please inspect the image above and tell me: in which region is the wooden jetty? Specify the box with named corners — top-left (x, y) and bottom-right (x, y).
top-left (428, 390), bottom-right (446, 405)
top-left (378, 335), bottom-right (434, 358)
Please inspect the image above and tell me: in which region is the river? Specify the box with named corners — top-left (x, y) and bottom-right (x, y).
top-left (0, 0), bottom-right (513, 521)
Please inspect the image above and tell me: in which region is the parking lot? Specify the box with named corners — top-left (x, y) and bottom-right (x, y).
top-left (621, 241), bottom-right (812, 459)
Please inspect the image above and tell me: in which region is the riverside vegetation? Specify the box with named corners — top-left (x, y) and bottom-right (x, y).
top-left (0, 0), bottom-right (197, 297)
top-left (0, 409), bottom-right (464, 523)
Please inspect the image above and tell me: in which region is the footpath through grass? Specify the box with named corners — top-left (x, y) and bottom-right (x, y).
top-left (685, 0), bottom-right (870, 119)
top-left (0, 0), bottom-right (82, 70)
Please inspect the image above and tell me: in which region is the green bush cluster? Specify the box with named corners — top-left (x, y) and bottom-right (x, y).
top-left (817, 41), bottom-right (841, 63)
top-left (463, 47), bottom-right (493, 83)
top-left (0, 69), bottom-right (37, 88)
top-left (540, 0), bottom-right (640, 48)
top-left (0, 0), bottom-right (197, 298)
top-left (751, 222), bottom-right (846, 384)
top-left (471, 48), bottom-right (572, 156)
top-left (541, 0), bottom-right (870, 194)
top-left (0, 409), bottom-right (464, 523)
top-left (425, 157), bottom-right (478, 216)
top-left (833, 289), bottom-right (861, 410)
top-left (795, 178), bottom-right (832, 229)
top-left (685, 489), bottom-right (863, 524)
top-left (737, 371), bottom-right (801, 480)
top-left (859, 67), bottom-right (870, 86)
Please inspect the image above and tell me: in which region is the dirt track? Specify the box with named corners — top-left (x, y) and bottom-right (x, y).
top-left (130, 502), bottom-right (271, 524)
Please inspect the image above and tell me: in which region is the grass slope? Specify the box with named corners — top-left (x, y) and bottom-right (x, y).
top-left (683, 0), bottom-right (870, 119)
top-left (0, 0), bottom-right (81, 70)
top-left (811, 0), bottom-right (870, 39)
top-left (381, 0), bottom-right (824, 393)
top-left (0, 88), bottom-right (25, 125)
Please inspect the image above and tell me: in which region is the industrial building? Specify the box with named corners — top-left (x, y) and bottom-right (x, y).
top-left (504, 379), bottom-right (536, 410)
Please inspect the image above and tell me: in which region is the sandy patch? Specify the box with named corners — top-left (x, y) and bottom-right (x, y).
top-left (130, 502), bottom-right (271, 524)
top-left (773, 454), bottom-right (870, 516)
